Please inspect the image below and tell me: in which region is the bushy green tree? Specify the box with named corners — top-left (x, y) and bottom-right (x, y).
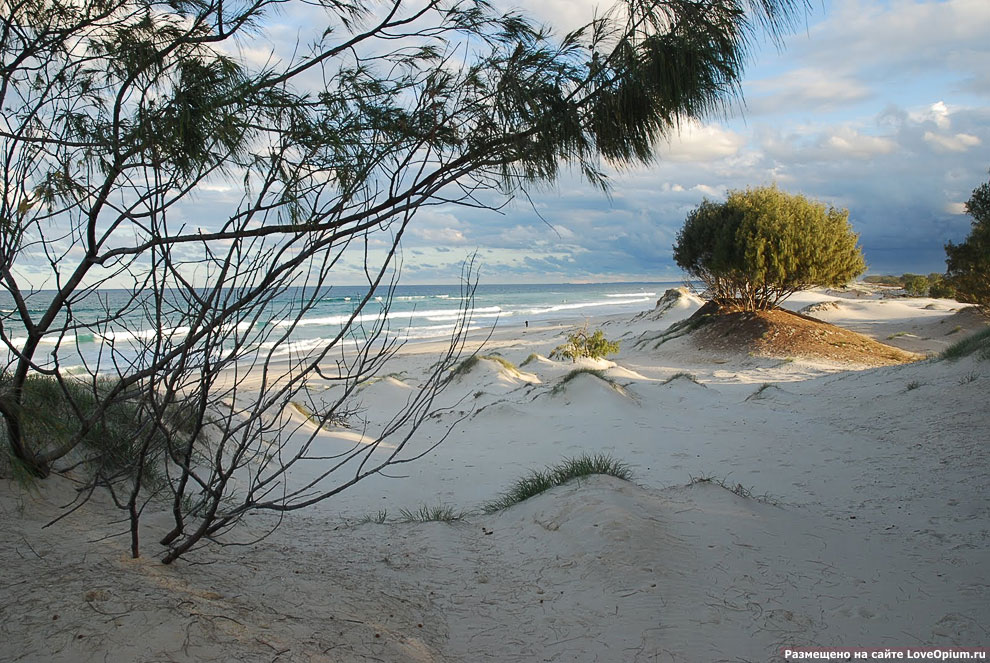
top-left (901, 273), bottom-right (929, 296)
top-left (674, 186), bottom-right (865, 310)
top-left (928, 274), bottom-right (957, 299)
top-left (944, 173), bottom-right (990, 307)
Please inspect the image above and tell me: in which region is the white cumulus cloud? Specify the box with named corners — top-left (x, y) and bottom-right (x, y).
top-left (824, 127), bottom-right (897, 158)
top-left (658, 121), bottom-right (744, 162)
top-left (923, 131), bottom-right (981, 153)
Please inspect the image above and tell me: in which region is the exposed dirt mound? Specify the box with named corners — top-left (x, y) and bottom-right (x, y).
top-left (688, 302), bottom-right (923, 366)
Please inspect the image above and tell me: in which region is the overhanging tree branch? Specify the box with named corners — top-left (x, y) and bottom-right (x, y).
top-left (1, 0), bottom-right (806, 560)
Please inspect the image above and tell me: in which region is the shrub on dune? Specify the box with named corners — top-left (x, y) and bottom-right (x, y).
top-left (673, 185), bottom-right (866, 311)
top-left (550, 328), bottom-right (620, 362)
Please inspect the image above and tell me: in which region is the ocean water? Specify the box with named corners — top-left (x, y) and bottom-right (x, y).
top-left (0, 281), bottom-right (686, 372)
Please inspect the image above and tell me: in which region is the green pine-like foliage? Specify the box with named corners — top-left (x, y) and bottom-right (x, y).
top-left (550, 329), bottom-right (620, 361)
top-left (674, 186), bottom-right (866, 310)
top-left (944, 173), bottom-right (990, 308)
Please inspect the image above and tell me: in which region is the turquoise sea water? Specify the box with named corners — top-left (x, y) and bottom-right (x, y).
top-left (0, 281), bottom-right (687, 371)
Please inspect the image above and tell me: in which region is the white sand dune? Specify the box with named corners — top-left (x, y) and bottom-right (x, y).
top-left (2, 287), bottom-right (988, 662)
top-left (454, 357), bottom-right (541, 393)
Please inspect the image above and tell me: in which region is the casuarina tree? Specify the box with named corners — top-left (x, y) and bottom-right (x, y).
top-left (1, 0), bottom-right (806, 561)
top-left (674, 186), bottom-right (865, 310)
top-left (944, 172), bottom-right (990, 308)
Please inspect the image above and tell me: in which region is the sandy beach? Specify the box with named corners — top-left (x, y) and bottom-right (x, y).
top-left (1, 285), bottom-right (988, 662)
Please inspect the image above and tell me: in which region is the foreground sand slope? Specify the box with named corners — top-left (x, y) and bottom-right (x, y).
top-left (1, 289), bottom-right (987, 662)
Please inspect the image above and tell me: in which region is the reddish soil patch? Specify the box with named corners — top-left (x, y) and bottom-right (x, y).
top-left (688, 303), bottom-right (924, 366)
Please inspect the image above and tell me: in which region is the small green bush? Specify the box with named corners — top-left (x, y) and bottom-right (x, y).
top-left (550, 328), bottom-right (619, 362)
top-left (482, 454), bottom-right (632, 513)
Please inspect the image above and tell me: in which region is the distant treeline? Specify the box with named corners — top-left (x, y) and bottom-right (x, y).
top-left (863, 273), bottom-right (955, 297)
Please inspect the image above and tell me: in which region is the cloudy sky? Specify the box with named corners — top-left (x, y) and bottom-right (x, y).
top-left (379, 0), bottom-right (990, 284)
top-left (145, 0), bottom-right (988, 289)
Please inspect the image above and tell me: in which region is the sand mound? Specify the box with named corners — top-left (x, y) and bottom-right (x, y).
top-left (940, 305), bottom-right (990, 331)
top-left (549, 370), bottom-right (635, 403)
top-left (356, 374), bottom-right (414, 398)
top-left (523, 356), bottom-right (615, 383)
top-left (689, 303), bottom-right (923, 366)
top-left (603, 365), bottom-right (650, 381)
top-left (453, 356), bottom-right (539, 386)
top-left (627, 289), bottom-right (709, 351)
top-left (800, 299), bottom-right (843, 314)
top-left (632, 287), bottom-right (705, 326)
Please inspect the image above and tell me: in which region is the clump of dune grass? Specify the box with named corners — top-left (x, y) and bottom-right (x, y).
top-left (487, 355), bottom-right (520, 373)
top-left (661, 371), bottom-right (701, 386)
top-left (398, 503), bottom-right (465, 523)
top-left (551, 367), bottom-right (618, 396)
top-left (451, 354), bottom-right (481, 377)
top-left (746, 382), bottom-right (776, 400)
top-left (519, 353), bottom-right (540, 367)
top-left (452, 354), bottom-right (520, 378)
top-left (689, 474), bottom-right (779, 506)
top-left (940, 327), bottom-right (990, 361)
top-left (356, 509), bottom-right (389, 525)
top-left (958, 371), bottom-right (979, 385)
top-left (482, 454), bottom-right (632, 513)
